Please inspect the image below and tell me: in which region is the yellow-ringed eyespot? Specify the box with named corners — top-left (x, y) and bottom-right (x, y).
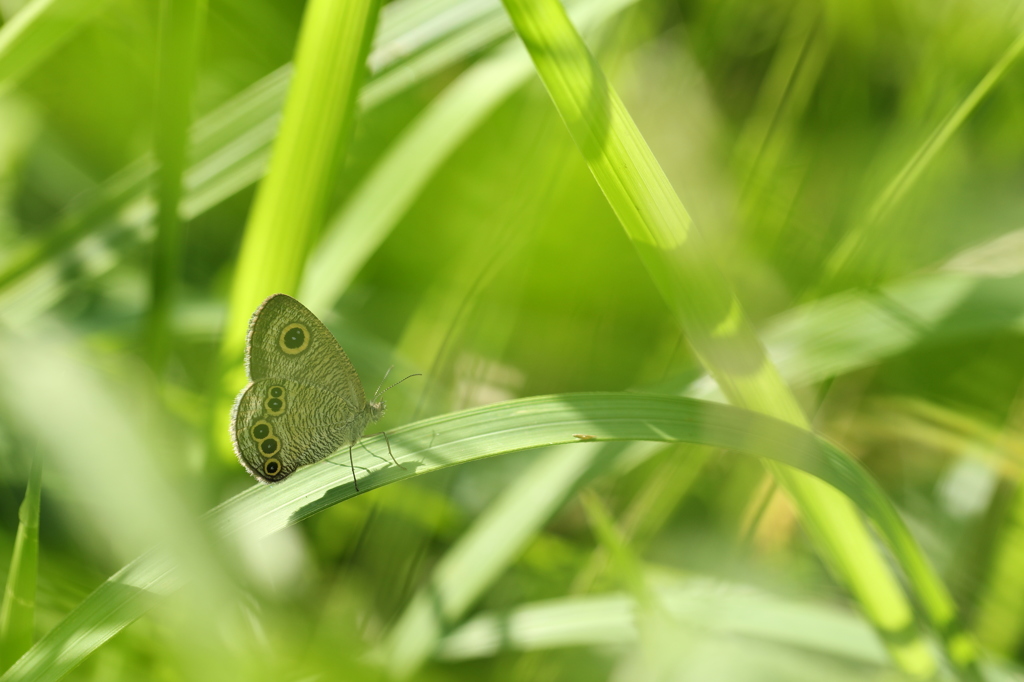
top-left (264, 459), bottom-right (282, 477)
top-left (265, 395), bottom-right (285, 415)
top-left (259, 436), bottom-right (280, 457)
top-left (278, 323), bottom-right (310, 354)
top-left (251, 420), bottom-right (272, 441)
top-left (269, 385), bottom-right (284, 399)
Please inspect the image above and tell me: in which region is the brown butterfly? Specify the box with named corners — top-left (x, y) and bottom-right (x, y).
top-left (231, 293), bottom-right (414, 488)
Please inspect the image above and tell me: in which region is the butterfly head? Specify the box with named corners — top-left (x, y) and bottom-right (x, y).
top-left (368, 400), bottom-right (386, 422)
top-left (370, 367), bottom-right (421, 422)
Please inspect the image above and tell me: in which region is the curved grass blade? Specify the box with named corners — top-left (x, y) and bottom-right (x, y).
top-left (383, 269), bottom-right (1024, 679)
top-left (0, 393), bottom-right (963, 681)
top-left (497, 0), bottom-right (960, 674)
top-left (0, 458), bottom-right (41, 672)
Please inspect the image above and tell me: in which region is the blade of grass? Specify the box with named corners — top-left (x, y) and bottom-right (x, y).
top-left (0, 325), bottom-right (242, 681)
top-left (0, 392), bottom-right (965, 681)
top-left (380, 443), bottom-right (610, 677)
top-left (573, 446), bottom-right (710, 593)
top-left (301, 0), bottom-right (636, 312)
top-left (0, 458), bottom-right (41, 672)
top-left (0, 0), bottom-right (506, 302)
top-left (733, 6), bottom-right (828, 250)
top-left (497, 0), bottom-right (966, 675)
top-left (369, 0), bottom-right (496, 68)
top-left (578, 489), bottom-right (686, 680)
top-left (960, 377), bottom-right (1024, 653)
top-left (820, 29), bottom-right (1024, 290)
top-left (143, 0), bottom-right (206, 371)
top-left (733, 6), bottom-right (825, 194)
top-left (299, 40), bottom-right (532, 310)
top-left (0, 0), bottom-right (114, 95)
top-left (438, 578), bottom-right (889, 666)
top-left (214, 0), bottom-right (382, 461)
top-left (221, 0), bottom-right (380, 361)
top-left (383, 268), bottom-right (1024, 678)
top-left (439, 580), bottom-right (1024, 681)
top-left (578, 489), bottom-right (655, 607)
top-left (688, 271), bottom-right (1024, 401)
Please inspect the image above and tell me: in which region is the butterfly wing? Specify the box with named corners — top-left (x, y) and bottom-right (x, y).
top-left (244, 293), bottom-right (367, 408)
top-left (231, 378), bottom-right (372, 483)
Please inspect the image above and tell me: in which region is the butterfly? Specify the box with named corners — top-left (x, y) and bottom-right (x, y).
top-left (230, 293), bottom-right (412, 488)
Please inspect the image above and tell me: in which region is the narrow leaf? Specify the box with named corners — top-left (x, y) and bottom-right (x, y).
top-left (0, 0), bottom-right (114, 94)
top-left (821, 30), bottom-right (1024, 287)
top-left (144, 0), bottom-right (207, 370)
top-left (0, 458), bottom-right (41, 672)
top-left (222, 0), bottom-right (381, 362)
top-left (0, 393), bottom-right (960, 682)
top-left (497, 0), bottom-right (963, 674)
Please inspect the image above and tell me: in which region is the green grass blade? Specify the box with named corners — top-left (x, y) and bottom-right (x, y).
top-left (573, 446), bottom-right (710, 592)
top-left (381, 444), bottom-right (606, 677)
top-left (497, 0), bottom-right (960, 675)
top-left (687, 271), bottom-right (1024, 401)
top-left (143, 0), bottom-right (206, 371)
top-left (438, 578), bottom-right (891, 665)
top-left (221, 0), bottom-right (380, 363)
top-left (372, 0), bottom-right (488, 46)
top-left (0, 552), bottom-right (172, 682)
top-left (299, 40), bottom-right (532, 310)
top-left (821, 30), bottom-right (1024, 288)
top-left (0, 0), bottom-right (503, 303)
top-left (361, 2), bottom-right (512, 108)
top-left (0, 393), bottom-right (959, 681)
top-left (440, 579), bottom-right (1024, 679)
top-left (209, 0), bottom-right (382, 458)
top-left (0, 0), bottom-right (114, 94)
top-left (301, 0), bottom-right (635, 311)
top-left (0, 458), bottom-right (41, 672)
top-left (384, 268), bottom-right (1024, 679)
top-left (578, 489), bottom-right (655, 607)
top-left (975, 453), bottom-right (1024, 652)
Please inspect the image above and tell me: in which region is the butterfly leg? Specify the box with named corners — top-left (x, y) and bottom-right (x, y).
top-left (382, 431), bottom-right (406, 470)
top-left (349, 445), bottom-right (360, 492)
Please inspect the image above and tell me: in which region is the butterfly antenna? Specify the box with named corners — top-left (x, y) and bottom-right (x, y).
top-left (380, 373), bottom-right (422, 397)
top-left (373, 366), bottom-right (395, 403)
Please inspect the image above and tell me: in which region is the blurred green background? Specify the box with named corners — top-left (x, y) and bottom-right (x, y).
top-left (1, 0), bottom-right (1024, 679)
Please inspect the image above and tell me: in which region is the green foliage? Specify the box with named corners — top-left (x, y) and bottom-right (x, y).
top-left (0, 458), bottom-right (40, 672)
top-left (0, 0), bottom-right (1023, 680)
top-left (0, 393), bottom-right (966, 680)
